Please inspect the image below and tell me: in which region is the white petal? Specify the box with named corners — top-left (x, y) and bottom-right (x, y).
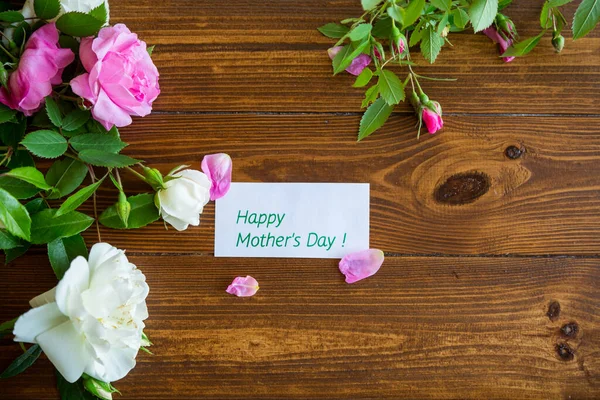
top-left (158, 177), bottom-right (207, 221)
top-left (88, 243), bottom-right (122, 272)
top-left (162, 213), bottom-right (192, 231)
top-left (175, 169), bottom-right (211, 195)
top-left (81, 286), bottom-right (121, 318)
top-left (86, 345), bottom-right (138, 382)
top-left (13, 303), bottom-right (68, 343)
top-left (55, 256), bottom-right (90, 317)
top-left (29, 287), bottom-right (57, 308)
top-left (37, 320), bottom-right (88, 383)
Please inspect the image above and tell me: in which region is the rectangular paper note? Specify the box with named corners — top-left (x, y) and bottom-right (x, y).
top-left (215, 183), bottom-right (369, 258)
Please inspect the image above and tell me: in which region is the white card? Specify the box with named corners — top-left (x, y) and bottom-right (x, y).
top-left (215, 183), bottom-right (369, 258)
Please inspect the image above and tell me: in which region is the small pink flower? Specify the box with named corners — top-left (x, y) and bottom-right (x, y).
top-left (70, 24), bottom-right (160, 130)
top-left (201, 153), bottom-right (232, 201)
top-left (339, 249), bottom-right (384, 284)
top-left (422, 102), bottom-right (443, 134)
top-left (482, 26), bottom-right (515, 63)
top-left (226, 276), bottom-right (259, 297)
top-left (327, 46), bottom-right (371, 76)
top-left (0, 24), bottom-right (74, 115)
top-left (393, 34), bottom-right (407, 55)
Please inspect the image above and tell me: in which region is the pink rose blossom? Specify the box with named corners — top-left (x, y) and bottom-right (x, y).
top-left (0, 24), bottom-right (74, 115)
top-left (482, 26), bottom-right (515, 63)
top-left (226, 276), bottom-right (259, 297)
top-left (339, 249), bottom-right (384, 284)
top-left (422, 101), bottom-right (443, 134)
top-left (327, 46), bottom-right (371, 76)
top-left (70, 24), bottom-right (160, 130)
top-left (201, 153), bottom-right (232, 201)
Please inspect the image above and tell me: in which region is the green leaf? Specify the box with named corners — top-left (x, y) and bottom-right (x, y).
top-left (387, 5), bottom-right (405, 24)
top-left (6, 150), bottom-right (34, 169)
top-left (55, 178), bottom-right (104, 217)
top-left (0, 11), bottom-right (24, 22)
top-left (421, 27), bottom-right (444, 63)
top-left (4, 167), bottom-right (52, 191)
top-left (333, 40), bottom-right (370, 75)
top-left (61, 110), bottom-right (90, 132)
top-left (469, 0), bottom-right (498, 32)
top-left (540, 1), bottom-right (551, 29)
top-left (0, 176), bottom-right (39, 199)
top-left (4, 243), bottom-right (30, 264)
top-left (88, 2), bottom-right (108, 23)
top-left (404, 0), bottom-right (426, 27)
top-left (431, 0), bottom-right (451, 12)
top-left (361, 0), bottom-right (383, 11)
top-left (45, 96), bottom-right (62, 128)
top-left (56, 11), bottom-right (104, 37)
top-left (378, 69), bottom-right (405, 105)
top-left (0, 229), bottom-right (20, 250)
top-left (48, 234), bottom-right (88, 280)
top-left (501, 32), bottom-right (544, 57)
top-left (349, 23), bottom-right (372, 41)
top-left (548, 0), bottom-right (573, 6)
top-left (361, 84), bottom-right (379, 108)
top-left (0, 103), bottom-right (16, 124)
top-left (317, 23), bottom-right (350, 38)
top-left (372, 17), bottom-right (394, 38)
top-left (30, 209), bottom-right (93, 245)
top-left (0, 344), bottom-right (42, 378)
top-left (69, 134), bottom-right (127, 154)
top-left (452, 8), bottom-right (470, 29)
top-left (572, 0), bottom-right (600, 39)
top-left (78, 150), bottom-right (140, 168)
top-left (34, 0), bottom-right (60, 20)
top-left (0, 318), bottom-right (17, 337)
top-left (147, 45), bottom-right (155, 56)
top-left (46, 159), bottom-right (88, 199)
top-left (99, 193), bottom-right (159, 229)
top-left (0, 188), bottom-right (31, 241)
top-left (358, 97), bottom-right (394, 141)
top-left (409, 23), bottom-right (425, 46)
top-left (0, 117), bottom-right (26, 148)
top-left (56, 370), bottom-right (97, 400)
top-left (21, 130), bottom-right (68, 159)
top-left (498, 0), bottom-right (513, 10)
top-left (25, 198), bottom-right (47, 214)
top-left (353, 68), bottom-right (374, 88)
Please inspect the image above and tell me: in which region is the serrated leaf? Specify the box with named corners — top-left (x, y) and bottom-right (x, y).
top-left (88, 2), bottom-right (108, 23)
top-left (0, 11), bottom-right (24, 22)
top-left (6, 150), bottom-right (34, 170)
top-left (572, 0), bottom-right (600, 39)
top-left (45, 96), bottom-right (62, 128)
top-left (501, 32), bottom-right (544, 57)
top-left (61, 110), bottom-right (90, 132)
top-left (0, 117), bottom-right (26, 148)
top-left (421, 27), bottom-right (444, 63)
top-left (48, 234), bottom-right (87, 280)
top-left (21, 130), bottom-right (67, 159)
top-left (4, 167), bottom-right (52, 191)
top-left (25, 198), bottom-right (47, 214)
top-left (498, 0), bottom-right (513, 9)
top-left (333, 40), bottom-right (370, 75)
top-left (548, 0), bottom-right (573, 6)
top-left (4, 243), bottom-right (30, 264)
top-left (99, 193), bottom-right (159, 229)
top-left (437, 13), bottom-right (450, 35)
top-left (0, 188), bottom-right (31, 241)
top-left (469, 0), bottom-right (498, 32)
top-left (349, 23), bottom-right (372, 41)
top-left (0, 229), bottom-right (20, 250)
top-left (361, 84), bottom-right (379, 108)
top-left (34, 0), bottom-right (60, 20)
top-left (452, 8), bottom-right (470, 29)
top-left (56, 11), bottom-right (104, 37)
top-left (372, 17), bottom-right (394, 38)
top-left (409, 24), bottom-right (425, 46)
top-left (540, 1), bottom-right (552, 28)
top-left (317, 23), bottom-right (350, 38)
top-left (46, 158), bottom-right (89, 199)
top-left (387, 5), bottom-right (405, 24)
top-left (431, 0), bottom-right (451, 12)
top-left (0, 176), bottom-right (39, 199)
top-left (0, 103), bottom-right (16, 124)
top-left (78, 150), bottom-right (140, 168)
top-left (361, 0), bottom-right (383, 11)
top-left (55, 177), bottom-right (104, 217)
top-left (404, 0), bottom-right (426, 27)
top-left (30, 209), bottom-right (94, 245)
top-left (353, 68), bottom-right (374, 88)
top-left (378, 70), bottom-right (405, 105)
top-left (69, 133), bottom-right (127, 154)
top-left (358, 97), bottom-right (394, 141)
top-left (0, 345), bottom-right (42, 379)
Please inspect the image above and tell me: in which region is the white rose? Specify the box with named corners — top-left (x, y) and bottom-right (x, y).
top-left (13, 243), bottom-right (148, 383)
top-left (156, 169), bottom-right (211, 231)
top-left (21, 0), bottom-right (110, 23)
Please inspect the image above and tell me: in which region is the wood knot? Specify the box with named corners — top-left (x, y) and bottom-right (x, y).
top-left (505, 145), bottom-right (524, 159)
top-left (561, 322), bottom-right (579, 338)
top-left (434, 172), bottom-right (491, 205)
top-left (547, 301), bottom-right (561, 322)
top-left (556, 343), bottom-right (575, 361)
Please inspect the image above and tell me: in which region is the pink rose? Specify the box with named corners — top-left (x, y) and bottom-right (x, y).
top-left (201, 153), bottom-right (232, 201)
top-left (0, 24), bottom-right (74, 115)
top-left (70, 24), bottom-right (160, 130)
top-left (422, 101), bottom-right (443, 134)
top-left (327, 46), bottom-right (371, 76)
top-left (482, 27), bottom-right (515, 63)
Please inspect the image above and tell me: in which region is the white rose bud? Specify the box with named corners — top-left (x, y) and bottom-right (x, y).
top-left (155, 169), bottom-right (211, 231)
top-left (13, 243), bottom-right (149, 383)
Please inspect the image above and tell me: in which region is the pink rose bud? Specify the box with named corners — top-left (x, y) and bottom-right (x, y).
top-left (0, 24), bottom-right (74, 115)
top-left (226, 276), bottom-right (259, 297)
top-left (201, 153), bottom-right (232, 201)
top-left (482, 26), bottom-right (515, 63)
top-left (393, 33), bottom-right (407, 55)
top-left (422, 101), bottom-right (443, 134)
top-left (70, 24), bottom-right (160, 131)
top-left (339, 249), bottom-right (385, 284)
top-left (327, 46), bottom-right (372, 76)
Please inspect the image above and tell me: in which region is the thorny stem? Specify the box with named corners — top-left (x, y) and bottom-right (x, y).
top-left (88, 165), bottom-right (102, 243)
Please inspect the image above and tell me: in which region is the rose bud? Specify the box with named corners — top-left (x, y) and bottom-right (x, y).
top-left (496, 14), bottom-right (518, 41)
top-left (393, 32), bottom-right (407, 55)
top-left (373, 42), bottom-right (385, 61)
top-left (422, 101), bottom-right (444, 134)
top-left (482, 26), bottom-right (515, 63)
top-left (552, 34), bottom-right (565, 53)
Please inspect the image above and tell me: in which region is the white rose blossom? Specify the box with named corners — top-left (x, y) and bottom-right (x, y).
top-left (156, 168), bottom-right (212, 231)
top-left (13, 243), bottom-right (148, 383)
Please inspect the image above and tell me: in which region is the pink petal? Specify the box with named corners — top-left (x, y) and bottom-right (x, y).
top-left (201, 153), bottom-right (232, 201)
top-left (327, 46), bottom-right (372, 76)
top-left (226, 276), bottom-right (259, 297)
top-left (339, 249), bottom-right (384, 284)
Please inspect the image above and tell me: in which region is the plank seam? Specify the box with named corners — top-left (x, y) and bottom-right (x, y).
top-left (152, 111), bottom-right (600, 117)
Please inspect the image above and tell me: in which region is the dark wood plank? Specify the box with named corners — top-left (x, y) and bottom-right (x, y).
top-left (1, 255), bottom-right (598, 399)
top-left (39, 113), bottom-right (600, 256)
top-left (106, 0), bottom-right (600, 114)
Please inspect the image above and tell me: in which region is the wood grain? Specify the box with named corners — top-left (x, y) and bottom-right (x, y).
top-left (1, 255), bottom-right (598, 399)
top-left (105, 0), bottom-right (600, 114)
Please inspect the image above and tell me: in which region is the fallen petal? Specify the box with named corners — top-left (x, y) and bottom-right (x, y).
top-left (339, 249), bottom-right (384, 284)
top-left (226, 276), bottom-right (259, 297)
top-left (201, 153), bottom-right (232, 201)
top-left (327, 46), bottom-right (372, 76)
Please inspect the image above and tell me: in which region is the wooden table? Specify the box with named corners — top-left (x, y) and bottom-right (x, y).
top-left (1, 1), bottom-right (599, 398)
